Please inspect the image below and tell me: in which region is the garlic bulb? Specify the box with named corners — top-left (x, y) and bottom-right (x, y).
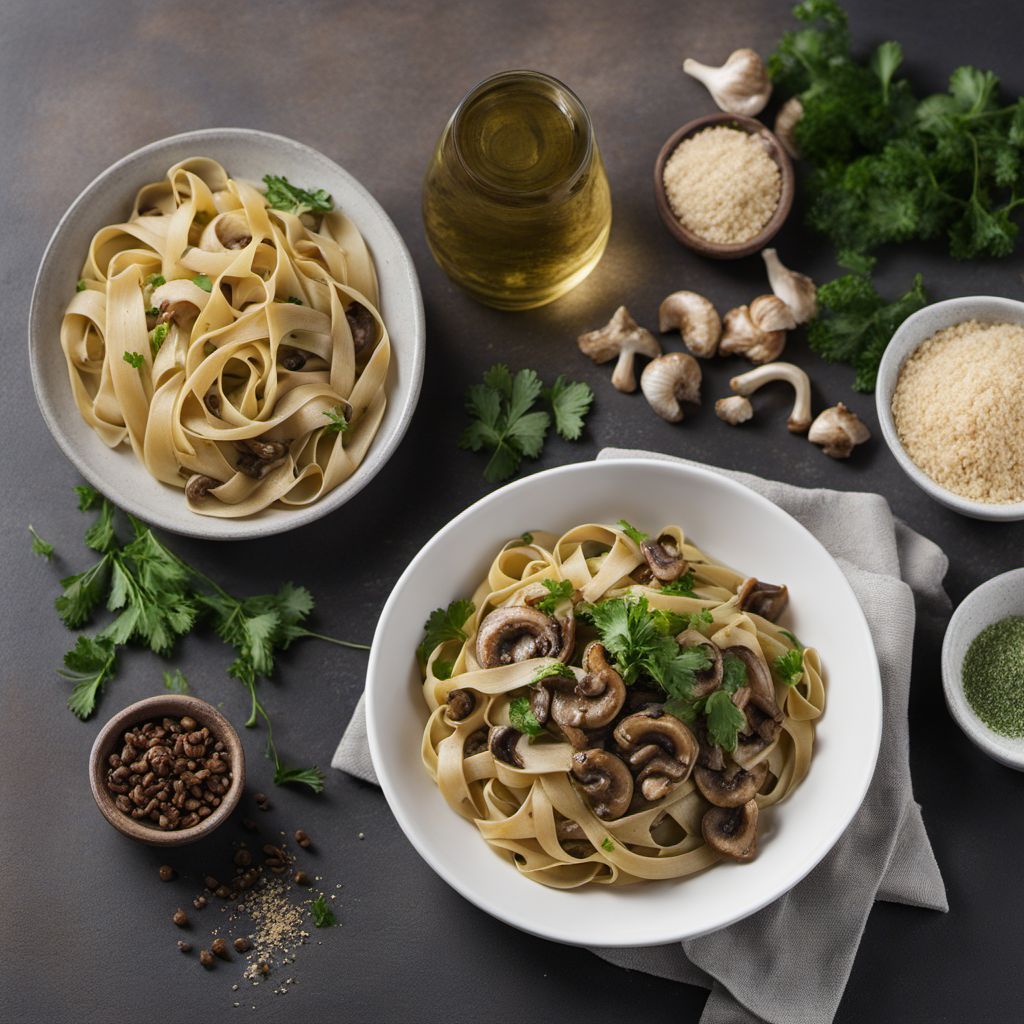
top-left (774, 97), bottom-right (803, 159)
top-left (750, 294), bottom-right (797, 333)
top-left (682, 49), bottom-right (772, 117)
top-left (762, 248), bottom-right (818, 325)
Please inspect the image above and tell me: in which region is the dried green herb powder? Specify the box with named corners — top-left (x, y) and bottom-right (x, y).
top-left (963, 616), bottom-right (1024, 737)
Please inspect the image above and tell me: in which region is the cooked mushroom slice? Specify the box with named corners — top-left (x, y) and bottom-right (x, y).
top-left (185, 474), bottom-right (218, 502)
top-left (555, 818), bottom-right (594, 857)
top-left (545, 643), bottom-right (627, 731)
top-left (676, 629), bottom-right (723, 698)
top-left (156, 298), bottom-right (200, 327)
top-left (571, 749), bottom-right (634, 820)
top-left (694, 761), bottom-right (768, 808)
top-left (640, 534), bottom-right (688, 582)
top-left (640, 352), bottom-right (702, 423)
top-left (236, 438), bottom-right (289, 463)
top-left (445, 688), bottom-right (475, 722)
top-left (737, 577), bottom-right (789, 621)
top-left (613, 711), bottom-right (699, 801)
top-left (808, 403), bottom-right (871, 459)
top-left (488, 726), bottom-right (524, 768)
top-left (726, 646), bottom-right (782, 723)
top-left (213, 211), bottom-right (253, 250)
top-left (701, 799), bottom-right (759, 861)
top-left (577, 306), bottom-right (662, 393)
top-left (475, 606), bottom-right (566, 668)
top-left (463, 728), bottom-right (488, 758)
top-left (658, 291), bottom-right (722, 358)
top-left (345, 302), bottom-right (377, 354)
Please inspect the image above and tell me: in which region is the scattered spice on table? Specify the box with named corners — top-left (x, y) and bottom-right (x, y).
top-left (963, 616), bottom-right (1024, 736)
top-left (891, 320), bottom-right (1024, 504)
top-left (662, 126), bottom-right (781, 244)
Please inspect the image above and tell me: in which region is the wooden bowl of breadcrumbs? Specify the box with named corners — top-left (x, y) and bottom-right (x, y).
top-left (654, 113), bottom-right (794, 259)
top-left (876, 295), bottom-right (1024, 521)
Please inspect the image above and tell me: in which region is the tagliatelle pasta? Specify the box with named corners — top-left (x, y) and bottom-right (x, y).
top-left (60, 157), bottom-right (390, 518)
top-left (419, 521), bottom-right (825, 889)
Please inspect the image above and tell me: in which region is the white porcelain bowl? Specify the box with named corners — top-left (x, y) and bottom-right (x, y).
top-left (875, 296), bottom-right (1024, 522)
top-left (366, 458), bottom-right (882, 946)
top-left (942, 568), bottom-right (1024, 770)
top-left (29, 128), bottom-right (425, 540)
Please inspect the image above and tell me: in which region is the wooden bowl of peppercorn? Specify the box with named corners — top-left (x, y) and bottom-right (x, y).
top-left (89, 694), bottom-right (245, 845)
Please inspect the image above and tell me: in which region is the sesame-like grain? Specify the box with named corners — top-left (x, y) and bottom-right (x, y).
top-left (891, 319), bottom-right (1024, 503)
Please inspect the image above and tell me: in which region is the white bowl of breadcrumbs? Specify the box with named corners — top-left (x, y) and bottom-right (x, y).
top-left (877, 295), bottom-right (1024, 520)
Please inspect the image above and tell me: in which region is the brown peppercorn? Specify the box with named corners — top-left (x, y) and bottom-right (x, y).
top-left (204, 875), bottom-right (220, 891)
top-left (172, 908), bottom-right (189, 927)
top-left (193, 895), bottom-right (207, 910)
top-left (159, 864), bottom-right (174, 882)
top-left (177, 940), bottom-right (192, 954)
top-left (293, 871), bottom-right (310, 886)
top-left (294, 829), bottom-right (311, 848)
top-left (199, 949), bottom-right (215, 969)
top-left (258, 962), bottom-right (270, 976)
top-left (214, 885), bottom-right (231, 899)
top-left (233, 848), bottom-right (252, 868)
top-left (234, 936), bottom-right (252, 953)
top-left (211, 938), bottom-right (230, 960)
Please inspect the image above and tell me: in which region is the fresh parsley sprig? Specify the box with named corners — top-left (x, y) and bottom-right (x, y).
top-left (509, 696), bottom-right (544, 737)
top-left (544, 375), bottom-right (593, 441)
top-left (416, 598), bottom-right (474, 671)
top-left (537, 578), bottom-right (573, 614)
top-left (616, 519), bottom-right (647, 545)
top-left (664, 650), bottom-right (749, 750)
top-left (659, 570), bottom-right (698, 597)
top-left (310, 894), bottom-right (336, 927)
top-left (263, 175), bottom-right (333, 217)
top-left (29, 525), bottom-right (54, 560)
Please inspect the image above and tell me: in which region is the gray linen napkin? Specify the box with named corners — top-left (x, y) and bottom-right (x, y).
top-left (333, 448), bottom-right (949, 1024)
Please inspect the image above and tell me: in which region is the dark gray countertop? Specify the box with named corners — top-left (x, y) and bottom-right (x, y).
top-left (3, 1), bottom-right (1023, 1020)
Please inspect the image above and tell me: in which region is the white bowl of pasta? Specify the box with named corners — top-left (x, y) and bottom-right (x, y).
top-left (366, 458), bottom-right (882, 946)
top-left (29, 128), bottom-right (424, 539)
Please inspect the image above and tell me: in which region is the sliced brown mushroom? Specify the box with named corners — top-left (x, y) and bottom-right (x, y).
top-left (463, 729), bottom-right (488, 758)
top-left (156, 298), bottom-right (200, 327)
top-left (701, 799), bottom-right (759, 861)
top-left (346, 302), bottom-right (377, 354)
top-left (571, 749), bottom-right (634, 820)
top-left (640, 535), bottom-right (688, 581)
top-left (236, 438), bottom-right (289, 463)
top-left (445, 688), bottom-right (475, 721)
top-left (737, 577), bottom-right (789, 621)
top-left (613, 710), bottom-right (699, 801)
top-left (536, 643), bottom-right (627, 731)
top-left (555, 818), bottom-right (594, 857)
top-left (213, 211), bottom-right (253, 250)
top-left (185, 474), bottom-right (218, 502)
top-left (694, 761), bottom-right (768, 808)
top-left (578, 306), bottom-right (662, 393)
top-left (475, 606), bottom-right (568, 668)
top-left (488, 726), bottom-right (524, 768)
top-left (676, 629), bottom-right (723, 698)
top-left (726, 646), bottom-right (782, 722)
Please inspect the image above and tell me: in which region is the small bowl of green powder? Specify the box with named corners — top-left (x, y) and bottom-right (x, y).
top-left (943, 568), bottom-right (1024, 769)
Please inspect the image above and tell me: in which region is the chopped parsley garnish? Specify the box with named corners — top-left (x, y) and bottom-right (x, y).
top-left (775, 647), bottom-right (805, 686)
top-left (616, 519), bottom-right (648, 545)
top-left (544, 375), bottom-right (593, 441)
top-left (417, 599), bottom-right (474, 670)
top-left (310, 894), bottom-right (336, 927)
top-left (537, 578), bottom-right (573, 614)
top-left (721, 651), bottom-right (749, 692)
top-left (29, 525), bottom-right (54, 560)
top-left (76, 279), bottom-right (87, 292)
top-left (600, 837), bottom-right (615, 853)
top-left (122, 351), bottom-right (145, 369)
top-left (149, 322), bottom-right (169, 356)
top-left (703, 690), bottom-right (748, 751)
top-left (145, 273), bottom-right (166, 288)
top-left (660, 571), bottom-right (697, 597)
top-left (192, 273), bottom-right (213, 292)
top-left (323, 405), bottom-right (350, 434)
top-left (519, 532), bottom-right (534, 545)
top-left (163, 669), bottom-right (189, 694)
top-left (686, 608), bottom-right (714, 631)
top-left (509, 696), bottom-right (544, 737)
top-left (263, 175), bottom-right (334, 217)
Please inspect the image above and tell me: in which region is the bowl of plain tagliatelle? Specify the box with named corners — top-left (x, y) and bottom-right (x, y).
top-left (366, 458), bottom-right (882, 947)
top-left (29, 128), bottom-right (424, 540)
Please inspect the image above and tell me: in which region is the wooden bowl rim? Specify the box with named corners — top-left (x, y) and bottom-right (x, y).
top-left (653, 112), bottom-right (795, 259)
top-left (88, 694), bottom-right (246, 846)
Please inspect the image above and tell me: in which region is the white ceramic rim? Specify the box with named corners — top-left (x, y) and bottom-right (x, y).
top-left (28, 127), bottom-right (425, 540)
top-left (366, 458), bottom-right (883, 947)
top-left (941, 567), bottom-right (1024, 770)
top-left (875, 295), bottom-right (1024, 522)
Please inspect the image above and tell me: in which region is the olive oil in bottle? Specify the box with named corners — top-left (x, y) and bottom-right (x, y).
top-left (423, 70), bottom-right (612, 310)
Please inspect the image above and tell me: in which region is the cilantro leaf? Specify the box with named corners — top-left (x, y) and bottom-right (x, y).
top-left (192, 273), bottom-right (213, 292)
top-left (686, 608), bottom-right (714, 631)
top-left (29, 525), bottom-right (54, 560)
top-left (544, 375), bottom-right (593, 441)
top-left (145, 273), bottom-right (166, 288)
top-left (84, 498), bottom-right (117, 553)
top-left (616, 519), bottom-right (647, 545)
top-left (537, 578), bottom-right (573, 614)
top-left (871, 41), bottom-right (903, 102)
top-left (323, 405), bottom-right (349, 434)
top-left (123, 351), bottom-right (145, 369)
top-left (531, 662), bottom-right (575, 684)
top-left (61, 635), bottom-right (117, 719)
top-left (310, 894), bottom-right (336, 927)
top-left (509, 696), bottom-right (544, 737)
top-left (704, 690), bottom-right (747, 751)
top-left (660, 571), bottom-right (697, 597)
top-left (721, 651), bottom-right (749, 693)
top-left (775, 647), bottom-right (805, 686)
top-left (263, 175), bottom-right (333, 216)
top-left (56, 555), bottom-right (112, 628)
top-left (417, 599), bottom-right (474, 670)
top-left (163, 669), bottom-right (189, 693)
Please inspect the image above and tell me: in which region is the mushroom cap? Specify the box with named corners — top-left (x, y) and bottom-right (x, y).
top-left (488, 725), bottom-right (523, 767)
top-left (640, 535), bottom-right (688, 582)
top-left (640, 352), bottom-right (702, 423)
top-left (577, 306), bottom-right (661, 393)
top-left (694, 761), bottom-right (768, 808)
top-left (701, 799), bottom-right (759, 861)
top-left (719, 305), bottom-right (787, 364)
top-left (736, 578), bottom-right (789, 621)
top-left (658, 291), bottom-right (722, 358)
top-left (613, 710), bottom-right (698, 799)
top-left (475, 605), bottom-right (568, 668)
top-left (676, 629), bottom-right (723, 698)
top-left (715, 395), bottom-right (754, 425)
top-left (445, 688), bottom-right (475, 722)
top-left (547, 642), bottom-right (627, 730)
top-left (571, 748), bottom-right (634, 820)
top-left (750, 294), bottom-right (797, 333)
top-left (808, 403), bottom-right (871, 458)
top-left (762, 248), bottom-right (817, 326)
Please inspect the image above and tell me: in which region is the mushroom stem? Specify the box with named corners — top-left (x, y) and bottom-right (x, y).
top-left (730, 362), bottom-right (812, 434)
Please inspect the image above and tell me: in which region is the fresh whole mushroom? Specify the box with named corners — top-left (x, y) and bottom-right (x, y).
top-left (719, 305), bottom-right (787, 364)
top-left (571, 749), bottom-right (634, 820)
top-left (658, 291), bottom-right (722, 358)
top-left (715, 395), bottom-right (754, 425)
top-left (702, 799), bottom-right (759, 861)
top-left (475, 605), bottom-right (572, 667)
top-left (762, 249), bottom-right (818, 325)
top-left (640, 352), bottom-right (702, 423)
top-left (613, 710), bottom-right (699, 801)
top-left (682, 49), bottom-right (772, 117)
top-left (729, 362), bottom-right (812, 434)
top-left (578, 306), bottom-right (661, 393)
top-left (808, 403), bottom-right (871, 458)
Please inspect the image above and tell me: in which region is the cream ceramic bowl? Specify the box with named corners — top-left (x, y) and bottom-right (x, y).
top-left (942, 568), bottom-right (1024, 770)
top-left (875, 295), bottom-right (1024, 522)
top-left (366, 458), bottom-right (882, 946)
top-left (29, 128), bottom-right (425, 540)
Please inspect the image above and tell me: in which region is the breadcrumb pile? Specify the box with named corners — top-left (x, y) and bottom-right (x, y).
top-left (891, 319), bottom-right (1024, 504)
top-left (662, 126), bottom-right (781, 244)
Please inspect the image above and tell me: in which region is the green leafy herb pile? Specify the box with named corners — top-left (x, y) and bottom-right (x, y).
top-left (43, 486), bottom-right (370, 791)
top-left (460, 365), bottom-right (594, 483)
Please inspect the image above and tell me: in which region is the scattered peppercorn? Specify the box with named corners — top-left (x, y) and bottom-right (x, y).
top-left (211, 938), bottom-right (230, 960)
top-left (204, 875), bottom-right (220, 891)
top-left (293, 871), bottom-right (310, 886)
top-left (259, 962), bottom-right (271, 976)
top-left (177, 941), bottom-right (192, 953)
top-left (159, 864), bottom-right (174, 881)
top-left (215, 885), bottom-right (231, 899)
top-left (294, 829), bottom-right (311, 849)
top-left (193, 895), bottom-right (207, 910)
top-left (172, 908), bottom-right (189, 927)
top-left (199, 949), bottom-right (215, 969)
top-left (234, 936), bottom-right (252, 953)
